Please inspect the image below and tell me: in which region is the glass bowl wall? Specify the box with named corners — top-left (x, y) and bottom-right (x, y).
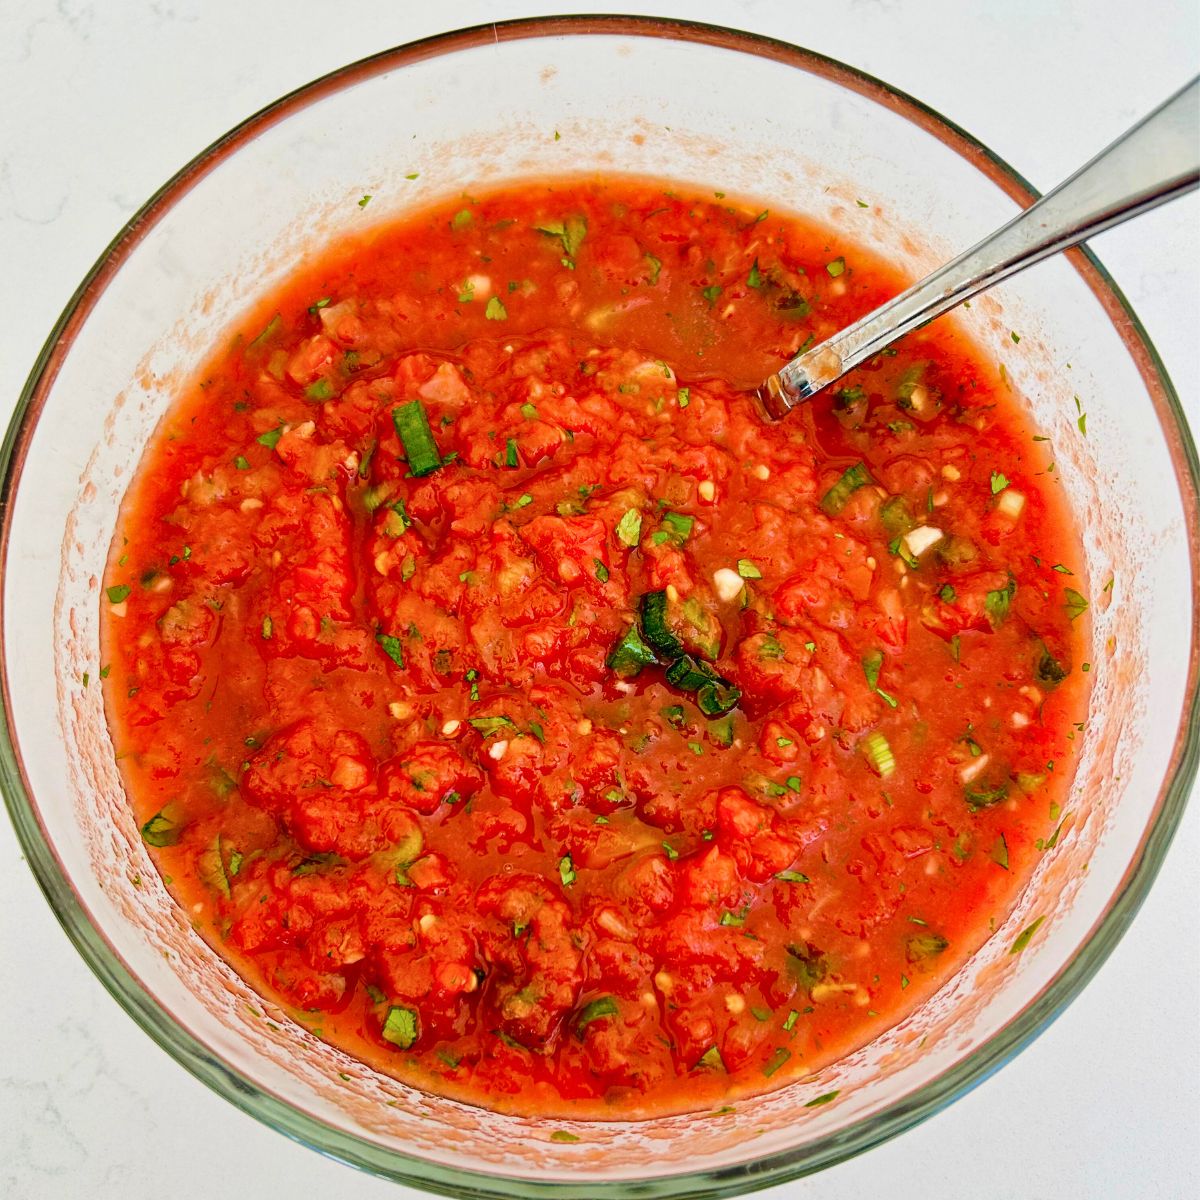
top-left (2, 17), bottom-right (1195, 1198)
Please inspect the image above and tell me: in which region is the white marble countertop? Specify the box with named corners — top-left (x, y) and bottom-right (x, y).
top-left (1, 2), bottom-right (1196, 1198)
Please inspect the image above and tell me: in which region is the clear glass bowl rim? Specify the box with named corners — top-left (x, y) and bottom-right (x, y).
top-left (1, 14), bottom-right (1197, 1199)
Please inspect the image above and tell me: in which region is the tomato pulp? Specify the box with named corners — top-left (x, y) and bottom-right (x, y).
top-left (101, 180), bottom-right (1089, 1117)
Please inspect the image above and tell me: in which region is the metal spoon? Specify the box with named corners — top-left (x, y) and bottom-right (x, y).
top-left (756, 76), bottom-right (1199, 420)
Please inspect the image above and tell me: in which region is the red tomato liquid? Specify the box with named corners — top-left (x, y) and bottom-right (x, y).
top-left (101, 179), bottom-right (1089, 1117)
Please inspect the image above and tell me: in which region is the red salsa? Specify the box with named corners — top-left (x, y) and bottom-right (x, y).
top-left (102, 180), bottom-right (1089, 1117)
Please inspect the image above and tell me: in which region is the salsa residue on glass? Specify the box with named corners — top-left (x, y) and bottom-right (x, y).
top-left (101, 179), bottom-right (1089, 1117)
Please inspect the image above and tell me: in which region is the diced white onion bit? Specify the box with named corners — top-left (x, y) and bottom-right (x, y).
top-left (959, 754), bottom-right (991, 784)
top-left (902, 525), bottom-right (944, 557)
top-left (441, 720), bottom-right (461, 737)
top-left (698, 480), bottom-right (716, 502)
top-left (467, 273), bottom-right (492, 298)
top-left (941, 464), bottom-right (961, 481)
top-left (996, 489), bottom-right (1026, 520)
top-left (597, 908), bottom-right (635, 940)
top-left (109, 601), bottom-right (128, 618)
top-left (712, 567), bottom-right (744, 603)
top-left (1011, 711), bottom-right (1031, 729)
top-left (488, 739), bottom-right (508, 761)
top-left (907, 384), bottom-right (931, 413)
top-left (724, 993), bottom-right (746, 1014)
top-left (389, 701), bottom-right (413, 720)
top-left (753, 464), bottom-right (770, 481)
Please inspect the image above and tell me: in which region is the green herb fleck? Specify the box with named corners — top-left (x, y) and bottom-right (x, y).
top-left (991, 833), bottom-right (1010, 870)
top-left (382, 1005), bottom-right (418, 1048)
top-left (1064, 588), bottom-right (1089, 621)
top-left (1010, 916), bottom-right (1046, 955)
top-left (140, 810), bottom-right (179, 848)
top-left (559, 853), bottom-right (577, 887)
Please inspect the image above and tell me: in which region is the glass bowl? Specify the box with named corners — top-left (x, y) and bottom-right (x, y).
top-left (2, 16), bottom-right (1196, 1198)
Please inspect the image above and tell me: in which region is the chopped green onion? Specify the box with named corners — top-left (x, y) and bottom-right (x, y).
top-left (485, 297), bottom-right (508, 321)
top-left (574, 995), bottom-right (617, 1036)
top-left (860, 730), bottom-right (895, 777)
top-left (1009, 916), bottom-right (1046, 955)
top-left (820, 462), bottom-right (870, 515)
top-left (965, 780), bottom-right (1009, 811)
top-left (392, 401), bottom-right (444, 477)
top-left (737, 559), bottom-right (762, 579)
top-left (660, 511), bottom-right (694, 542)
top-left (762, 1047), bottom-right (792, 1077)
top-left (776, 870), bottom-right (809, 884)
top-left (640, 591), bottom-right (684, 658)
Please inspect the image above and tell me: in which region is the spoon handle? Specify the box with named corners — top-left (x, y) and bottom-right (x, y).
top-left (758, 76), bottom-right (1200, 419)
